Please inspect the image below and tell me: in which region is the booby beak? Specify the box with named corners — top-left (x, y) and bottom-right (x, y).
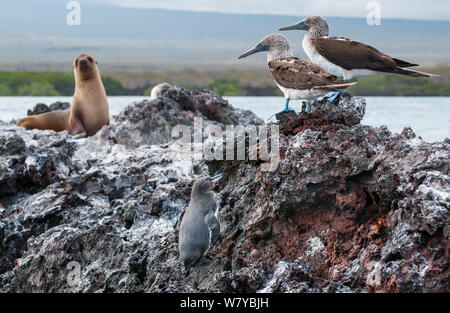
top-left (238, 42), bottom-right (268, 59)
top-left (279, 21), bottom-right (309, 31)
top-left (210, 173), bottom-right (224, 184)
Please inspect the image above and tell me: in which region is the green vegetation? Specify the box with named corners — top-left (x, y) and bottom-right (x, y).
top-left (0, 84), bottom-right (13, 96)
top-left (349, 75), bottom-right (450, 96)
top-left (0, 71), bottom-right (125, 96)
top-left (16, 81), bottom-right (60, 96)
top-left (0, 66), bottom-right (448, 97)
top-left (101, 76), bottom-right (126, 95)
top-left (208, 78), bottom-right (243, 96)
top-left (143, 86), bottom-right (152, 96)
top-left (109, 66), bottom-right (450, 97)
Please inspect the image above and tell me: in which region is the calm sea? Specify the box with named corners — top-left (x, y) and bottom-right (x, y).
top-left (0, 96), bottom-right (448, 143)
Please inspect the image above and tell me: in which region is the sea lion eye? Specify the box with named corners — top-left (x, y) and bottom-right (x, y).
top-left (75, 59), bottom-right (79, 66)
top-left (87, 57), bottom-right (93, 62)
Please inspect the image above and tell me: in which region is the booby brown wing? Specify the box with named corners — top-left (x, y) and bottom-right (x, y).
top-left (312, 37), bottom-right (406, 72)
top-left (392, 58), bottom-right (418, 68)
top-left (268, 57), bottom-right (339, 90)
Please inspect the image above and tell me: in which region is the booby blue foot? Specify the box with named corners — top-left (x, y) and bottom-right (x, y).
top-left (325, 90), bottom-right (347, 102)
top-left (268, 99), bottom-right (295, 120)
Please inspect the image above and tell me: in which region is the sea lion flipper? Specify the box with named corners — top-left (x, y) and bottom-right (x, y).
top-left (16, 117), bottom-right (33, 130)
top-left (17, 110), bottom-right (70, 132)
top-left (68, 114), bottom-right (86, 136)
top-left (72, 132), bottom-right (87, 139)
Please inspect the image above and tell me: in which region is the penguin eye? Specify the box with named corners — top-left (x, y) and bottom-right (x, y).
top-left (202, 180), bottom-right (211, 189)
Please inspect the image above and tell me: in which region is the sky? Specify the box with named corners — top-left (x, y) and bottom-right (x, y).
top-left (89, 0), bottom-right (450, 21)
top-left (0, 0), bottom-right (448, 67)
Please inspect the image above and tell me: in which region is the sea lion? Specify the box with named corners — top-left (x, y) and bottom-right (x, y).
top-left (149, 82), bottom-right (172, 100)
top-left (16, 110), bottom-right (70, 132)
top-left (68, 54), bottom-right (109, 137)
top-left (17, 54), bottom-right (109, 137)
top-left (179, 174), bottom-right (223, 270)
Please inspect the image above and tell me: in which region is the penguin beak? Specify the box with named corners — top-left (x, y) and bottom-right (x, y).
top-left (279, 21), bottom-right (309, 31)
top-left (238, 42), bottom-right (268, 59)
top-left (210, 173), bottom-right (224, 184)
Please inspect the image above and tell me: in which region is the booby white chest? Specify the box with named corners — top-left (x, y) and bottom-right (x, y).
top-left (275, 82), bottom-right (328, 100)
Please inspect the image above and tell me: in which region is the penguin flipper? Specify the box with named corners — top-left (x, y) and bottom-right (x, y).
top-left (204, 211), bottom-right (220, 246)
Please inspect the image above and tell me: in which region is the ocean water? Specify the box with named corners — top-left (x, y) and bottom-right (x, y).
top-left (226, 96), bottom-right (450, 143)
top-left (0, 96), bottom-right (449, 143)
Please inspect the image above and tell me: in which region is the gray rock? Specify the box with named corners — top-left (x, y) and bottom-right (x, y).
top-left (101, 87), bottom-right (263, 148)
top-left (0, 90), bottom-right (448, 293)
top-left (27, 102), bottom-right (71, 116)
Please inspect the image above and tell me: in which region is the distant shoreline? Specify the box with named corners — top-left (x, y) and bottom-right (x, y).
top-left (1, 67), bottom-right (449, 97)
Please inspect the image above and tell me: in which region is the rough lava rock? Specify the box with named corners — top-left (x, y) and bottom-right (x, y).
top-left (27, 102), bottom-right (71, 116)
top-left (101, 87), bottom-right (262, 148)
top-left (0, 89), bottom-right (448, 293)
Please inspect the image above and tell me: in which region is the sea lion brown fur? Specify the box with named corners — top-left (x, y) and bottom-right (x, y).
top-left (17, 54), bottom-right (109, 137)
top-left (17, 110), bottom-right (70, 132)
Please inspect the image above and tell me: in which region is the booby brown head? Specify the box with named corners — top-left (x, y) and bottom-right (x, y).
top-left (279, 16), bottom-right (329, 38)
top-left (73, 54), bottom-right (99, 81)
top-left (238, 33), bottom-right (292, 62)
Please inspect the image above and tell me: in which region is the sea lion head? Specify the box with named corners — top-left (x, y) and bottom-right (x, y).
top-left (73, 54), bottom-right (98, 81)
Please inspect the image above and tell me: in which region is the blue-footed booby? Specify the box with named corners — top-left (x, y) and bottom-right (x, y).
top-left (279, 16), bottom-right (439, 100)
top-left (238, 33), bottom-right (356, 116)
